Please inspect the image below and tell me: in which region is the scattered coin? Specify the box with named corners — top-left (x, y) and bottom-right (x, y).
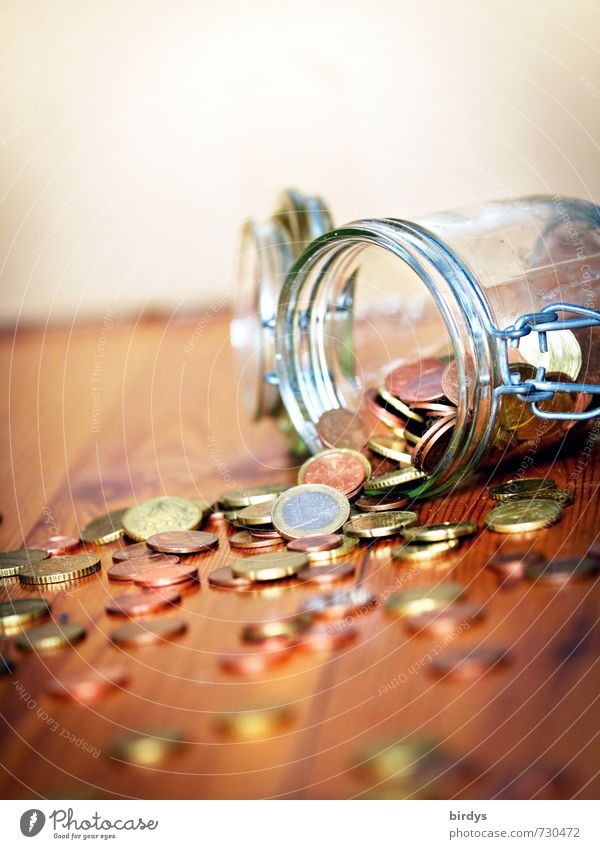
top-left (401, 521), bottom-right (478, 543)
top-left (132, 562), bottom-right (199, 588)
top-left (80, 508), bottom-right (128, 544)
top-left (1, 656), bottom-right (16, 676)
top-left (39, 535), bottom-right (80, 555)
top-left (146, 530), bottom-right (219, 553)
top-left (385, 583), bottom-right (465, 617)
top-left (45, 667), bottom-right (129, 702)
top-left (355, 493), bottom-right (411, 512)
top-left (431, 647), bottom-right (510, 680)
top-left (15, 621), bottom-right (86, 652)
top-left (297, 622), bottom-right (358, 653)
top-left (316, 409), bottom-right (368, 451)
top-left (298, 449), bottom-right (369, 496)
top-left (109, 730), bottom-right (185, 765)
top-left (220, 646), bottom-right (294, 675)
top-left (525, 555), bottom-right (599, 584)
top-left (271, 484), bottom-right (351, 539)
top-left (216, 706), bottom-right (293, 740)
top-left (105, 587), bottom-right (181, 616)
top-left (367, 435), bottom-right (412, 465)
top-left (345, 511), bottom-right (418, 539)
top-left (287, 534), bottom-right (343, 553)
top-left (112, 542), bottom-right (153, 562)
top-left (18, 554), bottom-right (101, 585)
top-left (485, 499), bottom-right (562, 533)
top-left (363, 468), bottom-right (426, 492)
top-left (122, 496), bottom-right (201, 542)
top-left (357, 737), bottom-right (442, 782)
top-left (487, 549), bottom-right (545, 580)
top-left (208, 566), bottom-right (255, 590)
top-left (391, 538), bottom-right (461, 562)
top-left (301, 587), bottom-right (377, 620)
top-left (0, 598), bottom-right (51, 634)
top-left (489, 478), bottom-right (557, 502)
top-left (234, 502), bottom-right (276, 527)
top-left (305, 535), bottom-right (360, 563)
top-left (249, 527), bottom-right (282, 539)
top-left (0, 548), bottom-right (49, 578)
top-left (231, 550), bottom-right (308, 582)
top-left (229, 530), bottom-right (284, 549)
top-left (404, 603), bottom-right (484, 635)
top-left (110, 617), bottom-right (187, 647)
top-left (220, 483), bottom-right (291, 509)
top-left (107, 554), bottom-right (180, 582)
top-left (241, 614), bottom-right (311, 644)
top-left (296, 561), bottom-right (355, 585)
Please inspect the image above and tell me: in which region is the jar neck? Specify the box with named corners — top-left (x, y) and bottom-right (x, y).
top-left (275, 218), bottom-right (498, 495)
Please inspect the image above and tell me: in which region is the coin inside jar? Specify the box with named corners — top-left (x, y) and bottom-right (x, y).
top-left (287, 534), bottom-right (343, 553)
top-left (316, 408), bottom-right (368, 451)
top-left (298, 449), bottom-right (369, 496)
top-left (412, 415), bottom-right (456, 474)
top-left (105, 587), bottom-right (181, 616)
top-left (107, 554), bottom-right (180, 581)
top-left (146, 530), bottom-right (219, 553)
top-left (367, 434), bottom-right (412, 465)
top-left (45, 666), bottom-right (129, 702)
top-left (271, 484), bottom-right (351, 539)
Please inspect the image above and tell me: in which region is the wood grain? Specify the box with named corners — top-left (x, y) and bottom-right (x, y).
top-left (1, 311), bottom-right (599, 800)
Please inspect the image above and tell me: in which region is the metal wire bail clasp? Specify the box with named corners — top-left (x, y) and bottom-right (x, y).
top-left (492, 302), bottom-right (600, 422)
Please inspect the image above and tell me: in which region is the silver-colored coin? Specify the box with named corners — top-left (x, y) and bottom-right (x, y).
top-left (271, 484), bottom-right (350, 540)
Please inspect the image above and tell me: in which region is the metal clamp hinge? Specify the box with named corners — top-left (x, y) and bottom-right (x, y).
top-left (491, 302), bottom-right (600, 422)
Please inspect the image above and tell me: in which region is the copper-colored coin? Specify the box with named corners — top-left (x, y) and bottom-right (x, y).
top-left (219, 645), bottom-right (293, 676)
top-left (249, 528), bottom-right (283, 539)
top-left (110, 617), bottom-right (187, 647)
top-left (229, 530), bottom-right (284, 549)
top-left (412, 402), bottom-right (457, 417)
top-left (146, 530), bottom-right (218, 554)
top-left (297, 623), bottom-right (358, 653)
top-left (525, 555), bottom-right (599, 584)
top-left (386, 358), bottom-right (445, 400)
top-left (488, 549), bottom-right (544, 580)
top-left (107, 554), bottom-right (180, 582)
top-left (441, 361), bottom-right (459, 405)
top-left (412, 414), bottom-right (456, 474)
top-left (296, 561), bottom-right (355, 585)
top-left (302, 451), bottom-right (367, 496)
top-left (105, 587), bottom-right (181, 616)
top-left (208, 566), bottom-right (255, 590)
top-left (112, 543), bottom-right (153, 562)
top-left (45, 666), bottom-right (129, 702)
top-left (404, 603), bottom-right (485, 635)
top-left (301, 587), bottom-right (377, 620)
top-left (355, 493), bottom-right (411, 512)
top-left (316, 409), bottom-right (367, 451)
top-left (431, 647), bottom-right (510, 681)
top-left (132, 563), bottom-right (199, 588)
top-left (364, 389), bottom-right (407, 429)
top-left (39, 535), bottom-right (80, 555)
top-left (287, 534), bottom-right (343, 553)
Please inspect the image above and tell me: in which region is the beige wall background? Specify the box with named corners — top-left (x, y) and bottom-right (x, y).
top-left (1, 0), bottom-right (599, 323)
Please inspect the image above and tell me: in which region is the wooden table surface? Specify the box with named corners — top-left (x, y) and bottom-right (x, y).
top-left (1, 310), bottom-right (599, 800)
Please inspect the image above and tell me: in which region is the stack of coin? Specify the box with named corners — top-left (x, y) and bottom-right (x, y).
top-left (392, 521), bottom-right (477, 562)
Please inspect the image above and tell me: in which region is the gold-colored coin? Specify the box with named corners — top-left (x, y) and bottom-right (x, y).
top-left (220, 483), bottom-right (291, 509)
top-left (217, 706), bottom-right (293, 740)
top-left (391, 538), bottom-right (461, 562)
top-left (364, 468), bottom-right (426, 493)
top-left (357, 737), bottom-right (442, 782)
top-left (305, 535), bottom-right (360, 563)
top-left (110, 617), bottom-right (187, 647)
top-left (242, 614), bottom-right (312, 643)
top-left (519, 327), bottom-right (582, 381)
top-left (485, 499), bottom-right (562, 533)
top-left (19, 554), bottom-right (101, 585)
top-left (15, 621), bottom-right (86, 652)
top-left (0, 598), bottom-right (51, 634)
top-left (122, 497), bottom-right (201, 542)
top-left (231, 550), bottom-right (308, 581)
top-left (0, 549), bottom-right (49, 578)
top-left (498, 363), bottom-right (538, 433)
top-left (489, 478), bottom-right (557, 501)
top-left (235, 501), bottom-right (276, 527)
top-left (401, 521), bottom-right (478, 543)
top-left (109, 730), bottom-right (185, 765)
top-left (192, 498), bottom-right (214, 522)
top-left (271, 484), bottom-right (350, 540)
top-left (367, 435), bottom-right (412, 465)
top-left (502, 489), bottom-right (574, 508)
top-left (80, 508), bottom-right (129, 544)
top-left (344, 511), bottom-right (418, 539)
top-left (377, 386), bottom-right (426, 423)
top-left (385, 583), bottom-right (465, 616)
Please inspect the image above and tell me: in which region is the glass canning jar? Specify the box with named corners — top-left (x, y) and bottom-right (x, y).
top-left (232, 191), bottom-right (600, 497)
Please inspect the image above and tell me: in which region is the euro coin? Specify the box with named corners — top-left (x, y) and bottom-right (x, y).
top-left (298, 449), bottom-right (369, 497)
top-left (146, 530), bottom-right (218, 553)
top-left (0, 548), bottom-right (49, 578)
top-left (271, 484), bottom-right (350, 539)
top-left (230, 550), bottom-right (307, 581)
top-left (489, 478), bottom-right (557, 502)
top-left (485, 499), bottom-right (562, 533)
top-left (229, 530), bottom-right (284, 550)
top-left (296, 561), bottom-right (355, 585)
top-left (235, 502), bottom-right (276, 527)
top-left (385, 583), bottom-right (465, 617)
top-left (80, 508), bottom-right (128, 544)
top-left (15, 622), bottom-right (86, 652)
top-left (287, 534), bottom-right (343, 553)
top-left (0, 598), bottom-right (51, 634)
top-left (363, 468), bottom-right (426, 493)
top-left (316, 408), bottom-right (368, 451)
top-left (391, 538), bottom-right (461, 562)
top-left (208, 566), bottom-right (255, 590)
top-left (305, 535), bottom-right (360, 563)
top-left (220, 483), bottom-right (291, 509)
top-left (105, 587), bottom-right (181, 616)
top-left (122, 497), bottom-right (201, 542)
top-left (357, 737), bottom-right (442, 782)
top-left (367, 434), bottom-right (412, 465)
top-left (401, 521), bottom-right (478, 543)
top-left (241, 614), bottom-right (312, 643)
top-left (345, 511), bottom-right (418, 539)
top-left (18, 554), bottom-right (100, 585)
top-left (109, 730), bottom-right (185, 766)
